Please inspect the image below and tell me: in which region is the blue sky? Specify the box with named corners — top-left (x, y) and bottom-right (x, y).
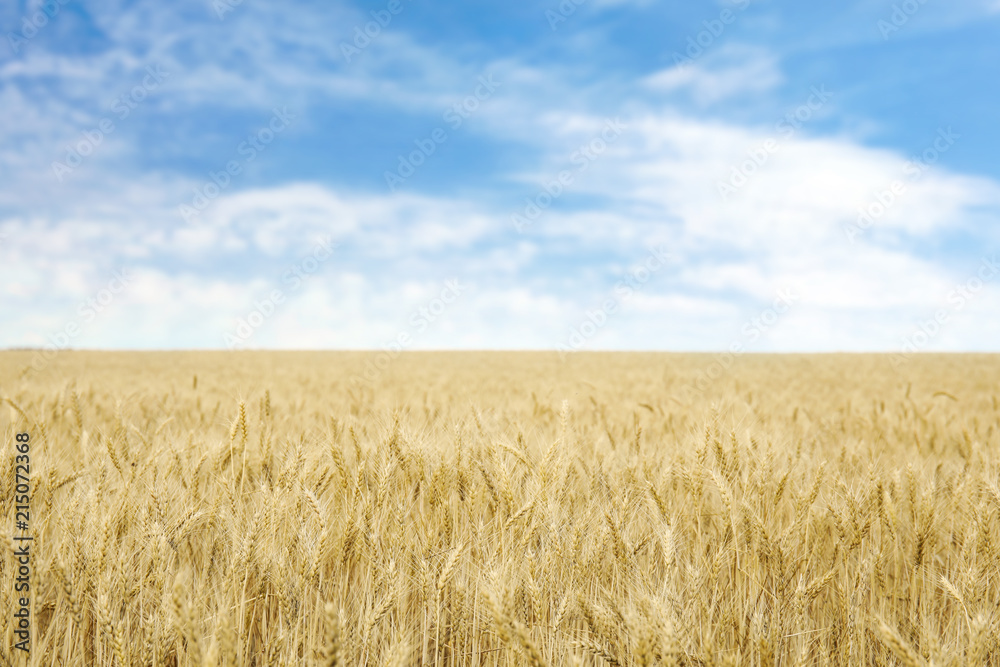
top-left (2, 0), bottom-right (999, 352)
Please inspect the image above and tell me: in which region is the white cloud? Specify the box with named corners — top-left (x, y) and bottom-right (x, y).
top-left (4, 103), bottom-right (999, 352)
top-left (643, 47), bottom-right (784, 105)
top-left (4, 1), bottom-right (999, 353)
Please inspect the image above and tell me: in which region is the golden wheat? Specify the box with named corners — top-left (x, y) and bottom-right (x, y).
top-left (0, 350), bottom-right (998, 665)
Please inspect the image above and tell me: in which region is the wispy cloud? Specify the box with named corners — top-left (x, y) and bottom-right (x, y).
top-left (2, 0), bottom-right (999, 351)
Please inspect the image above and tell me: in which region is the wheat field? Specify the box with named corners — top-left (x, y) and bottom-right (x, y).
top-left (1, 351), bottom-right (999, 666)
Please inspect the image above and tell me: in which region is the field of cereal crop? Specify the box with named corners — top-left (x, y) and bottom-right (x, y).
top-left (2, 351), bottom-right (999, 665)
